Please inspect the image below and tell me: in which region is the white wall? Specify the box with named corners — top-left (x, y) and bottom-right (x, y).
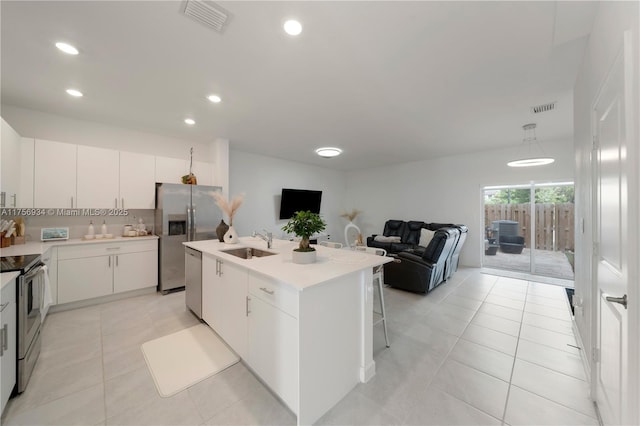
top-left (1, 105), bottom-right (213, 162)
top-left (229, 150), bottom-right (347, 243)
top-left (345, 138), bottom-right (575, 268)
top-left (573, 0), bottom-right (639, 386)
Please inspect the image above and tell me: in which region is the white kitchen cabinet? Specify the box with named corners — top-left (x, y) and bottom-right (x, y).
top-left (19, 138), bottom-right (34, 208)
top-left (58, 255), bottom-right (113, 303)
top-left (202, 255), bottom-right (248, 359)
top-left (113, 250), bottom-right (157, 293)
top-left (76, 145), bottom-right (120, 208)
top-left (155, 156), bottom-right (188, 184)
top-left (1, 119), bottom-right (21, 208)
top-left (247, 288), bottom-right (298, 411)
top-left (34, 139), bottom-right (77, 208)
top-left (119, 151), bottom-right (155, 209)
top-left (1, 278), bottom-right (17, 414)
top-left (57, 240), bottom-right (157, 304)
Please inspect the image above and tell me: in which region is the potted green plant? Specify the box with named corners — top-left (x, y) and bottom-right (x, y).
top-left (282, 210), bottom-right (327, 264)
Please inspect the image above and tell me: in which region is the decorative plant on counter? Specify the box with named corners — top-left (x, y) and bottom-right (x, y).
top-left (211, 192), bottom-right (245, 226)
top-left (282, 210), bottom-right (326, 252)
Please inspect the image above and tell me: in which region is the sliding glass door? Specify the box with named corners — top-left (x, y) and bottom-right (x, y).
top-left (483, 182), bottom-right (575, 281)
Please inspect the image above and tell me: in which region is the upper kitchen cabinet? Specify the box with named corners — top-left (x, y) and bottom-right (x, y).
top-left (155, 156), bottom-right (188, 184)
top-left (1, 118), bottom-right (20, 207)
top-left (76, 145), bottom-right (119, 208)
top-left (34, 139), bottom-right (77, 208)
top-left (119, 151), bottom-right (155, 209)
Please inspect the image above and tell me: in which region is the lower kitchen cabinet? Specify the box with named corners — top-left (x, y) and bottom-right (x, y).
top-left (1, 278), bottom-right (17, 414)
top-left (247, 293), bottom-right (298, 411)
top-left (58, 256), bottom-right (113, 303)
top-left (202, 255), bottom-right (248, 359)
top-left (57, 240), bottom-right (157, 305)
top-left (113, 250), bottom-right (157, 293)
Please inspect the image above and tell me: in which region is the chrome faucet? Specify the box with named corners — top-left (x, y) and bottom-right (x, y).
top-left (252, 229), bottom-right (273, 249)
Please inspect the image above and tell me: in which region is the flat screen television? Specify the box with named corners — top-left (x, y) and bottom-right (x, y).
top-left (279, 188), bottom-right (322, 219)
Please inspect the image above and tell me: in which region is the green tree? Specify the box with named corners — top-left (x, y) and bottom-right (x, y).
top-left (486, 186), bottom-right (574, 205)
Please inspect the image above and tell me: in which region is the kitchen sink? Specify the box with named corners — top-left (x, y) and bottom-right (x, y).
top-left (221, 247), bottom-right (276, 259)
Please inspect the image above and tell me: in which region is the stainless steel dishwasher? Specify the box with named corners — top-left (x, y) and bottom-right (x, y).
top-left (185, 247), bottom-right (202, 318)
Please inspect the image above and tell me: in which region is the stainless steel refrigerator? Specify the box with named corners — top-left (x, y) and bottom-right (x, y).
top-left (155, 183), bottom-right (222, 294)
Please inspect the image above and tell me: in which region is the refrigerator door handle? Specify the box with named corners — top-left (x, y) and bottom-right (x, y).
top-left (186, 206), bottom-right (192, 241)
top-left (192, 206), bottom-right (197, 236)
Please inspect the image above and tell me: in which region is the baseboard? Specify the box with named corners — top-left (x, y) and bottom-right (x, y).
top-left (49, 286), bottom-right (157, 314)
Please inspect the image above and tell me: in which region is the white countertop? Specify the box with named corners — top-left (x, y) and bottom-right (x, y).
top-left (0, 235), bottom-right (159, 257)
top-left (184, 237), bottom-right (393, 291)
top-left (1, 271), bottom-right (20, 291)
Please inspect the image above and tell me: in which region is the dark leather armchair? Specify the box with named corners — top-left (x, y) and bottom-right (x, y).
top-left (446, 225), bottom-right (468, 279)
top-left (384, 228), bottom-right (458, 293)
top-left (499, 235), bottom-right (525, 254)
top-left (367, 220), bottom-right (408, 252)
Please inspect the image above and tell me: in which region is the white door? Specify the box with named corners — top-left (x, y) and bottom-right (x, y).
top-left (593, 32), bottom-right (638, 425)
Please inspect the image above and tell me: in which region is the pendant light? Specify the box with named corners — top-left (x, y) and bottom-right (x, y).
top-left (507, 123), bottom-right (555, 167)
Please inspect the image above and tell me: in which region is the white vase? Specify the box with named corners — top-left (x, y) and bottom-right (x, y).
top-left (344, 222), bottom-right (362, 249)
top-left (223, 225), bottom-right (238, 244)
top-left (292, 249), bottom-right (317, 264)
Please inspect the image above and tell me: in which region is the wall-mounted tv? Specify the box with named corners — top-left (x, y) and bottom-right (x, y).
top-left (279, 188), bottom-right (322, 219)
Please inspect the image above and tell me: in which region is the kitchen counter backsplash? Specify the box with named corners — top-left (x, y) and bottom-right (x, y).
top-left (5, 209), bottom-right (154, 242)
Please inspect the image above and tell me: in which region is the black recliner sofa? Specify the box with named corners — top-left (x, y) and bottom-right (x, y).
top-left (383, 228), bottom-right (459, 293)
top-left (367, 220), bottom-right (457, 254)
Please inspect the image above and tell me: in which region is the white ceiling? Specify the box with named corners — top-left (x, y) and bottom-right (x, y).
top-left (1, 1), bottom-right (597, 170)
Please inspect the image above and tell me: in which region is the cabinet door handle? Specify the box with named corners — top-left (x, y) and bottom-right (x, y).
top-left (259, 287), bottom-right (274, 295)
top-left (2, 324), bottom-right (7, 351)
top-left (122, 198), bottom-right (125, 209)
top-left (106, 247), bottom-right (121, 251)
top-left (71, 196), bottom-right (74, 208)
top-left (115, 198), bottom-right (118, 208)
top-left (0, 327), bottom-right (3, 357)
top-left (116, 255), bottom-right (119, 267)
top-left (246, 296), bottom-right (251, 316)
top-left (11, 194), bottom-right (16, 207)
top-left (108, 256), bottom-right (111, 267)
top-left (218, 260), bottom-right (223, 276)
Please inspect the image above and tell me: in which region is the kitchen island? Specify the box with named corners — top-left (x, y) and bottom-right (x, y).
top-left (184, 237), bottom-right (393, 425)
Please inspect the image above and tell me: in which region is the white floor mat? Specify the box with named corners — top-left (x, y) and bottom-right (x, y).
top-left (141, 324), bottom-right (239, 397)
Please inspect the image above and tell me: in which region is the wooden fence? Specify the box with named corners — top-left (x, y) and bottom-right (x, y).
top-left (484, 203), bottom-right (574, 251)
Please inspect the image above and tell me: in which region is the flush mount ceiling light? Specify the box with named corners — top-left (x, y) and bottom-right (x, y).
top-left (184, 118), bottom-right (196, 125)
top-left (55, 42), bottom-right (79, 55)
top-left (315, 147), bottom-right (342, 158)
top-left (507, 123), bottom-right (555, 167)
top-left (207, 94), bottom-right (222, 103)
top-left (284, 19), bottom-right (302, 36)
top-left (65, 88), bottom-right (83, 97)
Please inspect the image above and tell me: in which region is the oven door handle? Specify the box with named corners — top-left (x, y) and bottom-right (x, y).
top-left (24, 265), bottom-right (44, 281)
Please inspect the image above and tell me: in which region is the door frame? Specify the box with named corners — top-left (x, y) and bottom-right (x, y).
top-left (590, 30), bottom-right (639, 425)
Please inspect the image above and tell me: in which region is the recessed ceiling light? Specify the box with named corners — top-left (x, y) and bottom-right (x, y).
top-left (55, 42), bottom-right (79, 55)
top-left (65, 89), bottom-right (83, 97)
top-left (184, 118), bottom-right (196, 125)
top-left (284, 19), bottom-right (302, 36)
top-left (207, 94), bottom-right (222, 103)
top-left (315, 147), bottom-right (342, 158)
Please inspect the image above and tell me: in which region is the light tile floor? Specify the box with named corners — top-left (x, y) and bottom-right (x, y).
top-left (1, 268), bottom-right (598, 425)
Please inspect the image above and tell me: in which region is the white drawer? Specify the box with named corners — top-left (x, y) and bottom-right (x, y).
top-left (58, 239), bottom-right (157, 260)
top-left (249, 272), bottom-right (298, 318)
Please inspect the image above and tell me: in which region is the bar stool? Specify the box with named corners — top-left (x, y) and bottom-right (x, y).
top-left (356, 246), bottom-right (390, 347)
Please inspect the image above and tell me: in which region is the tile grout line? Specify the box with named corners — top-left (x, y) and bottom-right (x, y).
top-left (500, 280), bottom-right (530, 426)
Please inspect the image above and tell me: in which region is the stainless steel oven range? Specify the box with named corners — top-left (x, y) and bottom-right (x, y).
top-left (0, 254), bottom-right (44, 393)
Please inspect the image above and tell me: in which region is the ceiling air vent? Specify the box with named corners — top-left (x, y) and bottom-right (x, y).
top-left (183, 0), bottom-right (230, 33)
top-left (530, 101), bottom-right (557, 114)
